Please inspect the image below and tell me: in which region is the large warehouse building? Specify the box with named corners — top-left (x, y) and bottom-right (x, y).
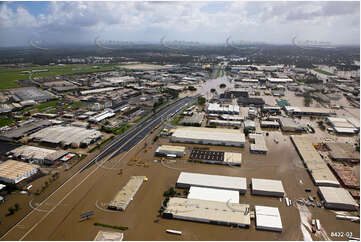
top-left (163, 197), bottom-right (250, 228)
top-left (29, 125), bottom-right (103, 148)
top-left (176, 172), bottom-right (247, 193)
top-left (187, 186), bottom-right (239, 203)
top-left (249, 134), bottom-right (268, 154)
top-left (8, 145), bottom-right (68, 165)
top-left (0, 160), bottom-right (40, 184)
top-left (108, 176), bottom-right (144, 211)
top-left (251, 178), bottom-right (285, 197)
top-left (291, 136), bottom-right (340, 187)
top-left (255, 206), bottom-right (283, 232)
top-left (318, 187), bottom-right (358, 211)
top-left (171, 127), bottom-right (246, 147)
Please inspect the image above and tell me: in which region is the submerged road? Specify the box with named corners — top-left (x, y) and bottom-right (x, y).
top-left (1, 96), bottom-right (197, 241)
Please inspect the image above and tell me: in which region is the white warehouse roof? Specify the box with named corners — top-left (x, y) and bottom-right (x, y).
top-left (255, 206), bottom-right (283, 232)
top-left (176, 172), bottom-right (247, 193)
top-left (187, 186), bottom-right (240, 203)
top-left (171, 127), bottom-right (245, 147)
top-left (318, 187), bottom-right (358, 211)
top-left (252, 178), bottom-right (285, 197)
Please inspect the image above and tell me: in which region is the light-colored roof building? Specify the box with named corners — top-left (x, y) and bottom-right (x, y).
top-left (318, 187), bottom-right (358, 211)
top-left (94, 231), bottom-right (123, 241)
top-left (9, 145), bottom-right (67, 165)
top-left (0, 160), bottom-right (39, 184)
top-left (249, 134), bottom-right (268, 153)
top-left (155, 145), bottom-right (186, 157)
top-left (187, 186), bottom-right (239, 203)
top-left (29, 125), bottom-right (103, 148)
top-left (251, 178), bottom-right (285, 197)
top-left (291, 135), bottom-right (340, 187)
top-left (171, 127), bottom-right (245, 147)
top-left (176, 172), bottom-right (247, 193)
top-left (108, 176), bottom-right (144, 211)
top-left (164, 197), bottom-right (250, 228)
top-left (255, 206), bottom-right (283, 232)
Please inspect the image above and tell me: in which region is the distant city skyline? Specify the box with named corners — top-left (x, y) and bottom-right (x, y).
top-left (0, 1), bottom-right (359, 47)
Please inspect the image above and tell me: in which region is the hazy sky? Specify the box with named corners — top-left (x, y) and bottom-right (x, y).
top-left (0, 1), bottom-right (359, 47)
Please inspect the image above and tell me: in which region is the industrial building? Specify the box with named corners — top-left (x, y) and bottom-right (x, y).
top-left (108, 176), bottom-right (144, 211)
top-left (244, 120), bottom-right (256, 130)
top-left (163, 197), bottom-right (250, 228)
top-left (326, 117), bottom-right (359, 134)
top-left (206, 103), bottom-right (240, 115)
top-left (318, 187), bottom-right (358, 211)
top-left (261, 106), bottom-right (281, 115)
top-left (284, 106), bottom-right (335, 116)
top-left (176, 172), bottom-right (247, 193)
top-left (171, 127), bottom-right (246, 147)
top-left (187, 186), bottom-right (239, 203)
top-left (267, 78), bottom-right (293, 83)
top-left (80, 87), bottom-right (119, 95)
top-left (328, 164), bottom-right (359, 189)
top-left (326, 142), bottom-right (359, 162)
top-left (237, 97), bottom-right (265, 107)
top-left (155, 145), bottom-right (186, 158)
top-left (255, 206), bottom-right (283, 232)
top-left (291, 136), bottom-right (340, 187)
top-left (29, 125), bottom-right (103, 148)
top-left (251, 178), bottom-right (285, 197)
top-left (94, 231), bottom-right (123, 241)
top-left (189, 149), bottom-right (242, 166)
top-left (10, 87), bottom-right (56, 102)
top-left (279, 117), bottom-right (306, 132)
top-left (220, 114), bottom-right (244, 121)
top-left (0, 120), bottom-right (52, 141)
top-left (88, 109), bottom-right (115, 123)
top-left (181, 112), bottom-right (204, 126)
top-left (260, 120), bottom-right (280, 128)
top-left (249, 134), bottom-right (268, 154)
top-left (209, 120), bottom-right (241, 127)
top-left (8, 145), bottom-right (68, 165)
top-left (0, 160), bottom-right (40, 184)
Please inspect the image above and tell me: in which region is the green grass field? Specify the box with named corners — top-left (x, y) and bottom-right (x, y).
top-left (0, 64), bottom-right (127, 90)
top-left (314, 69), bottom-right (336, 76)
top-left (0, 117), bottom-right (15, 128)
top-left (22, 100), bottom-right (83, 113)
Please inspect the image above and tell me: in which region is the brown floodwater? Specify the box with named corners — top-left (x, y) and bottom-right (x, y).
top-left (1, 77), bottom-right (360, 241)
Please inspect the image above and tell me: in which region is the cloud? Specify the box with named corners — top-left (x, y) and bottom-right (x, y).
top-left (0, 1), bottom-right (359, 47)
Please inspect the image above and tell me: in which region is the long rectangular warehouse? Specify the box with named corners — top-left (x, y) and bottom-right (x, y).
top-left (318, 187), bottom-right (358, 211)
top-left (108, 176), bottom-right (144, 211)
top-left (163, 197), bottom-right (250, 228)
top-left (290, 135), bottom-right (340, 187)
top-left (171, 127), bottom-right (245, 147)
top-left (251, 178), bottom-right (285, 197)
top-left (155, 145), bottom-right (186, 158)
top-left (188, 186), bottom-right (239, 203)
top-left (176, 172), bottom-right (247, 193)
